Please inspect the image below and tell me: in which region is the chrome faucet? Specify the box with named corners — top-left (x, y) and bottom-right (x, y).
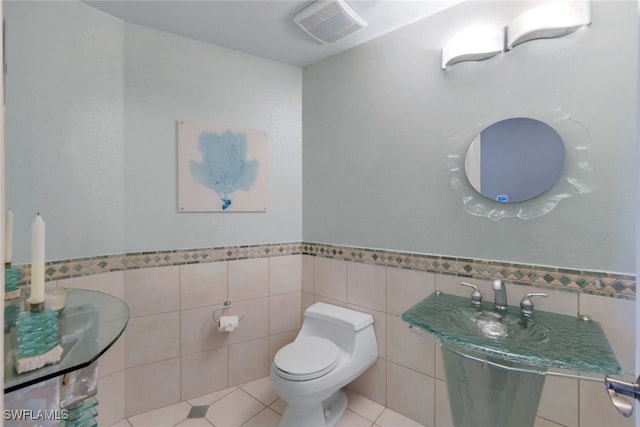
top-left (492, 279), bottom-right (507, 311)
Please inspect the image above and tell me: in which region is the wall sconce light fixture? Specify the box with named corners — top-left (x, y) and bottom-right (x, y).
top-left (441, 25), bottom-right (505, 69)
top-left (442, 1), bottom-right (591, 69)
top-left (506, 1), bottom-right (591, 50)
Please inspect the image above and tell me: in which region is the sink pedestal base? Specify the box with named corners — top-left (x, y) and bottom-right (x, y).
top-left (442, 344), bottom-right (546, 427)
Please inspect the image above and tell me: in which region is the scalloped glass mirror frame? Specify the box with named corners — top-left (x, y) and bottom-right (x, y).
top-left (447, 114), bottom-right (596, 221)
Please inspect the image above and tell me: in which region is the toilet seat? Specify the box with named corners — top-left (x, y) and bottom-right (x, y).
top-left (274, 336), bottom-right (340, 381)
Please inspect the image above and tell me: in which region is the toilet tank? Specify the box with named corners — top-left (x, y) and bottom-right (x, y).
top-left (304, 303), bottom-right (373, 331)
top-left (298, 303), bottom-right (374, 353)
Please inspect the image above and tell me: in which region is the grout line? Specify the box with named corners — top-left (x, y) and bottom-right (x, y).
top-left (373, 407), bottom-right (386, 425)
top-left (577, 375), bottom-right (581, 427)
top-left (535, 415), bottom-right (568, 427)
top-left (226, 259), bottom-right (231, 390)
top-left (178, 270), bottom-right (183, 403)
top-left (239, 406), bottom-right (273, 427)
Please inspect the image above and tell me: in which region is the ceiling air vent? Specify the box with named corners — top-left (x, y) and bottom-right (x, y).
top-left (293, 0), bottom-right (367, 44)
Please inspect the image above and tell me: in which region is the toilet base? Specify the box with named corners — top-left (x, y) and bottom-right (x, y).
top-left (323, 389), bottom-right (348, 427)
top-left (279, 389), bottom-right (348, 427)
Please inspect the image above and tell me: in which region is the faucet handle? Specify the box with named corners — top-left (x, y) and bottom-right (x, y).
top-left (520, 293), bottom-right (547, 315)
top-left (460, 282), bottom-right (483, 306)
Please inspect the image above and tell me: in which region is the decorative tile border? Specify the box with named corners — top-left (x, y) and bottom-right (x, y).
top-left (11, 241), bottom-right (635, 300)
top-left (303, 242), bottom-right (636, 300)
top-left (14, 242), bottom-right (303, 286)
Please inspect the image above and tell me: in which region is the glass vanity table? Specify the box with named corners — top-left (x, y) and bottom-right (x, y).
top-left (4, 289), bottom-right (129, 426)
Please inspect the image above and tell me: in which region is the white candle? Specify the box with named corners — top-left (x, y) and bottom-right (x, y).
top-left (4, 209), bottom-right (13, 264)
top-left (30, 213), bottom-right (45, 304)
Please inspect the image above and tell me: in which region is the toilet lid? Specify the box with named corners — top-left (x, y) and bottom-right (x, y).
top-left (274, 336), bottom-right (340, 381)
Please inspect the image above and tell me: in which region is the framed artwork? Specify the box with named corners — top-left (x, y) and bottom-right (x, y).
top-left (178, 120), bottom-right (268, 212)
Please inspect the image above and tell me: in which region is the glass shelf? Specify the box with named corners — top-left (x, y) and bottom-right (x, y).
top-left (4, 289), bottom-right (129, 393)
top-left (401, 292), bottom-right (622, 376)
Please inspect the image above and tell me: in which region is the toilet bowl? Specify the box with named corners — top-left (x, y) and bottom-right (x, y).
top-left (270, 302), bottom-right (378, 427)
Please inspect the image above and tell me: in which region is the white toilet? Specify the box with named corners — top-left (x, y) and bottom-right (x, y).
top-left (270, 302), bottom-right (378, 427)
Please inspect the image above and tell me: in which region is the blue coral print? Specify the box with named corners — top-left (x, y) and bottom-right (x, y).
top-left (189, 130), bottom-right (259, 210)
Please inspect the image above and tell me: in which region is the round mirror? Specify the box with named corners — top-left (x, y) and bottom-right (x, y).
top-left (464, 117), bottom-right (565, 203)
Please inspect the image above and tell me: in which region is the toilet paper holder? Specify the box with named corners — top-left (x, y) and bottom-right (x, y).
top-left (212, 300), bottom-right (245, 325)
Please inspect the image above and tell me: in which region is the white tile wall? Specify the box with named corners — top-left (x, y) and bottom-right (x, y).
top-left (303, 255), bottom-right (635, 427)
top-left (270, 254), bottom-right (303, 295)
top-left (125, 357), bottom-right (181, 416)
top-left (97, 370), bottom-right (125, 426)
top-left (180, 305), bottom-right (228, 354)
top-left (124, 266), bottom-right (180, 317)
top-left (228, 258), bottom-right (269, 300)
top-left (538, 375), bottom-right (578, 427)
top-left (181, 347), bottom-right (228, 400)
top-left (387, 267), bottom-right (435, 316)
top-left (347, 262), bottom-right (387, 312)
top-left (61, 270), bottom-right (126, 300)
top-left (58, 254), bottom-right (303, 422)
top-left (348, 358), bottom-right (387, 406)
top-left (125, 312), bottom-right (180, 367)
top-left (179, 262), bottom-right (227, 310)
top-left (315, 257), bottom-right (347, 301)
top-left (58, 271), bottom-right (127, 424)
top-left (386, 361), bottom-right (435, 426)
top-left (57, 253), bottom-right (634, 426)
top-left (579, 379), bottom-right (635, 427)
top-left (229, 297), bottom-right (270, 344)
top-left (270, 293), bottom-right (301, 334)
top-left (229, 338), bottom-right (270, 386)
top-left (580, 293), bottom-right (636, 376)
top-left (99, 333), bottom-right (125, 378)
top-left (386, 314), bottom-right (434, 375)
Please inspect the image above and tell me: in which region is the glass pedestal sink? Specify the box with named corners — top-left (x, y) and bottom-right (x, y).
top-left (402, 292), bottom-right (622, 427)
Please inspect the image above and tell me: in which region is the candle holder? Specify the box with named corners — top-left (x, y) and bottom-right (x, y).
top-left (13, 300), bottom-right (63, 374)
top-left (4, 265), bottom-right (20, 332)
top-left (64, 396), bottom-right (99, 427)
top-left (4, 265), bottom-right (20, 300)
top-left (4, 303), bottom-right (18, 332)
top-left (45, 287), bottom-right (67, 312)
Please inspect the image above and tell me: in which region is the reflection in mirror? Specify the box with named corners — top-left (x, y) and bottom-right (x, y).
top-left (464, 118), bottom-right (565, 203)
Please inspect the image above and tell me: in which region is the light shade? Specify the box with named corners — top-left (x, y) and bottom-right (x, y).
top-left (293, 0), bottom-right (367, 44)
top-left (506, 1), bottom-right (591, 50)
top-left (441, 26), bottom-right (505, 69)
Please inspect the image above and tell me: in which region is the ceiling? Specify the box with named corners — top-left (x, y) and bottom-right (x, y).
top-left (84, 0), bottom-right (466, 68)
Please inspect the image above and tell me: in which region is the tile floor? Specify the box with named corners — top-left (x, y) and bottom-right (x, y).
top-left (111, 376), bottom-right (424, 427)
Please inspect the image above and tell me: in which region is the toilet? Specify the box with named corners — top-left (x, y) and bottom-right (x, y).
top-left (270, 302), bottom-right (378, 427)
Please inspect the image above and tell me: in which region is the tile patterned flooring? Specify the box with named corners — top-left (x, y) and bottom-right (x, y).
top-left (112, 376), bottom-right (424, 427)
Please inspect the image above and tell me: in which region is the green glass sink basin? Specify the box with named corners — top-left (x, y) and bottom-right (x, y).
top-left (447, 306), bottom-right (549, 344)
top-left (401, 292), bottom-right (622, 375)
